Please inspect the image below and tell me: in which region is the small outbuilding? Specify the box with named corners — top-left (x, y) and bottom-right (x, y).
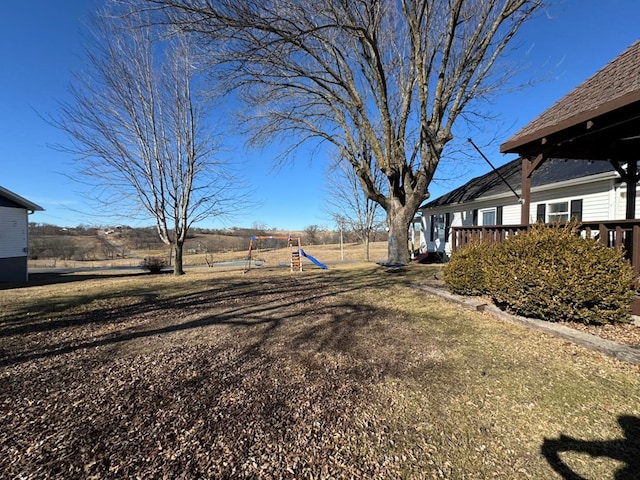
top-left (0, 186), bottom-right (43, 282)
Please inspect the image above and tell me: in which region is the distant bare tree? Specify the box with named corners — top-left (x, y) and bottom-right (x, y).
top-left (250, 222), bottom-right (269, 236)
top-left (53, 4), bottom-right (242, 274)
top-left (44, 237), bottom-right (75, 261)
top-left (142, 0), bottom-right (543, 264)
top-left (324, 151), bottom-right (385, 261)
top-left (303, 225), bottom-right (320, 245)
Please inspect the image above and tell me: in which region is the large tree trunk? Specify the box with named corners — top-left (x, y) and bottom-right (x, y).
top-left (386, 208), bottom-right (413, 265)
top-left (173, 241), bottom-right (185, 276)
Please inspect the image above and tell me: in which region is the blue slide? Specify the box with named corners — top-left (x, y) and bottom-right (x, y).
top-left (298, 249), bottom-right (328, 270)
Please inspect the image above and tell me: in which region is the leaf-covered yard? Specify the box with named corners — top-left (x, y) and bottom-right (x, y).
top-left (1, 265), bottom-right (639, 478)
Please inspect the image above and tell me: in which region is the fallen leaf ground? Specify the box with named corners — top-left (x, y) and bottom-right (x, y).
top-left (1, 265), bottom-right (639, 479)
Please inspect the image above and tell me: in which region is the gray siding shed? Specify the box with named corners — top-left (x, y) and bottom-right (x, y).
top-left (0, 186), bottom-right (43, 282)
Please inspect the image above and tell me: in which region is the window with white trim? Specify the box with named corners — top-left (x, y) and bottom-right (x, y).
top-left (429, 213), bottom-right (450, 242)
top-left (537, 199), bottom-right (582, 223)
top-left (434, 214), bottom-right (446, 241)
top-left (547, 202), bottom-right (569, 223)
top-left (481, 209), bottom-right (496, 226)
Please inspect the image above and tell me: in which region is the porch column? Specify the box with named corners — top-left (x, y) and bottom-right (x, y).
top-left (626, 158), bottom-right (636, 220)
top-left (520, 153), bottom-right (547, 225)
top-left (520, 158), bottom-right (531, 224)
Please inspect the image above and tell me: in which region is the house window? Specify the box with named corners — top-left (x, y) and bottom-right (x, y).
top-left (434, 214), bottom-right (446, 241)
top-left (429, 214), bottom-right (450, 242)
top-left (548, 202), bottom-right (569, 222)
top-left (481, 209), bottom-right (496, 226)
top-left (570, 199), bottom-right (583, 221)
top-left (536, 199), bottom-right (582, 223)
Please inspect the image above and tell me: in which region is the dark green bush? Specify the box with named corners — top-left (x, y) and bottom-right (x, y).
top-left (485, 224), bottom-right (635, 324)
top-left (443, 240), bottom-right (494, 296)
top-left (140, 256), bottom-right (168, 274)
top-left (444, 224), bottom-right (636, 325)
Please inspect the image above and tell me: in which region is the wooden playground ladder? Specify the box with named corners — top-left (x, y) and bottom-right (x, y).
top-left (289, 237), bottom-right (302, 272)
top-left (290, 250), bottom-right (302, 272)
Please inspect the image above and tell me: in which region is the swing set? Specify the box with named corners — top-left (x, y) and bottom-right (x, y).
top-left (243, 235), bottom-right (328, 273)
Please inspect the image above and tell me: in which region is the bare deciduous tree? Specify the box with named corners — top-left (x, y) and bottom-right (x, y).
top-left (54, 4), bottom-right (241, 274)
top-left (146, 0), bottom-right (543, 264)
top-left (303, 225), bottom-right (320, 245)
top-left (324, 152), bottom-right (385, 261)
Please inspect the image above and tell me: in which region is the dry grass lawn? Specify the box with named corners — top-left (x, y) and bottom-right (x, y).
top-left (1, 264), bottom-right (639, 479)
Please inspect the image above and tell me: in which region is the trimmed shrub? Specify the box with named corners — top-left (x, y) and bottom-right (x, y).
top-left (140, 256), bottom-right (168, 274)
top-left (484, 224), bottom-right (635, 325)
top-left (443, 240), bottom-right (494, 296)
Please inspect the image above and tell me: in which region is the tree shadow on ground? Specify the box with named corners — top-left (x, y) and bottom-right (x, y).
top-left (0, 265), bottom-right (470, 477)
top-left (0, 268), bottom-right (409, 370)
top-left (0, 271), bottom-right (151, 290)
top-left (541, 415), bottom-right (640, 479)
top-left (0, 310), bottom-right (409, 478)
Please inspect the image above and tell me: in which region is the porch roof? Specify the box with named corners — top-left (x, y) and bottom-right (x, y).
top-left (500, 40), bottom-right (640, 161)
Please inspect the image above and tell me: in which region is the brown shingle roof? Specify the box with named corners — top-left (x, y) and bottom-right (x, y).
top-left (501, 39), bottom-right (640, 153)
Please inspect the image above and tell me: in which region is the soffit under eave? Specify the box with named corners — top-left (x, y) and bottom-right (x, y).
top-left (500, 95), bottom-right (640, 160)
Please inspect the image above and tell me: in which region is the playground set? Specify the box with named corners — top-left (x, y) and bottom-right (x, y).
top-left (243, 236), bottom-right (328, 273)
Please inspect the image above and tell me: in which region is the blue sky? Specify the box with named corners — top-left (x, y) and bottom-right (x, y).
top-left (1, 1), bottom-right (639, 231)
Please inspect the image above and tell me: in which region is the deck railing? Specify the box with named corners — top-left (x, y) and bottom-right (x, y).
top-left (451, 220), bottom-right (640, 277)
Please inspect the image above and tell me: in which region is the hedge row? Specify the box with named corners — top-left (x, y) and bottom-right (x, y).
top-left (443, 224), bottom-right (636, 325)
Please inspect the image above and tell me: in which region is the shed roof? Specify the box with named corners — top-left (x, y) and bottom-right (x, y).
top-left (0, 186), bottom-right (44, 212)
top-left (501, 40), bottom-right (640, 154)
top-left (422, 158), bottom-right (615, 209)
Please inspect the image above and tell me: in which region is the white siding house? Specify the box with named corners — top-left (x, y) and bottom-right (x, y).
top-left (0, 186), bottom-right (43, 282)
top-left (412, 158), bottom-right (628, 260)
